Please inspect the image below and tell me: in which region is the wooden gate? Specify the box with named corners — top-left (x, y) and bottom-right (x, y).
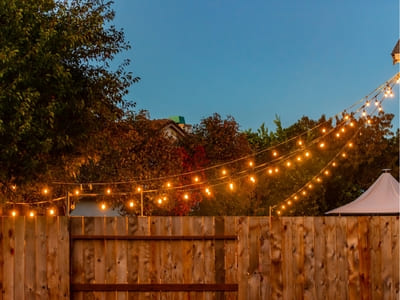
top-left (70, 216), bottom-right (239, 299)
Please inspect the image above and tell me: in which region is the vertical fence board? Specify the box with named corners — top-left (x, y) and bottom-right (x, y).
top-left (282, 217), bottom-right (293, 300)
top-left (303, 217), bottom-right (316, 300)
top-left (160, 216), bottom-right (174, 300)
top-left (358, 217), bottom-right (371, 299)
top-left (325, 217), bottom-right (337, 299)
top-left (116, 217), bottom-right (128, 300)
top-left (25, 217), bottom-right (36, 299)
top-left (293, 217), bottom-right (305, 300)
top-left (47, 217), bottom-right (59, 300)
top-left (70, 217), bottom-right (84, 300)
top-left (336, 217), bottom-right (348, 300)
top-left (3, 218), bottom-right (15, 299)
top-left (381, 217), bottom-right (393, 300)
top-left (248, 218), bottom-right (261, 300)
top-left (314, 217), bottom-right (327, 299)
top-left (105, 217), bottom-right (117, 300)
top-left (392, 217), bottom-right (399, 299)
top-left (137, 217), bottom-right (151, 300)
top-left (171, 217), bottom-right (184, 300)
top-left (35, 217), bottom-right (48, 300)
top-left (259, 217), bottom-right (271, 299)
top-left (270, 216), bottom-right (283, 299)
top-left (224, 216), bottom-right (237, 300)
top-left (347, 217), bottom-right (360, 299)
top-left (58, 216), bottom-right (70, 299)
top-left (0, 218), bottom-right (3, 300)
top-left (369, 216), bottom-right (382, 300)
top-left (237, 216), bottom-right (249, 300)
top-left (14, 217), bottom-right (25, 300)
top-left (127, 216), bottom-right (139, 300)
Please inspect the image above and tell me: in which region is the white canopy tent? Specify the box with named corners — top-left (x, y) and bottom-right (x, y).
top-left (326, 172), bottom-right (400, 215)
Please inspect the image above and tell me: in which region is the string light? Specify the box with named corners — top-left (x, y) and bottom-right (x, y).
top-left (157, 198), bottom-right (163, 205)
top-left (100, 203), bottom-right (106, 210)
top-left (249, 176), bottom-right (256, 183)
top-left (341, 128), bottom-right (345, 133)
top-left (319, 142), bottom-right (325, 148)
top-left (267, 169), bottom-right (273, 175)
top-left (11, 210), bottom-right (17, 217)
top-left (166, 182), bottom-right (172, 188)
top-left (221, 169), bottom-right (227, 176)
top-left (272, 151), bottom-right (278, 157)
top-left (42, 188), bottom-right (49, 195)
top-left (106, 188), bottom-right (111, 195)
top-left (128, 200), bottom-right (135, 208)
top-left (248, 161), bottom-right (254, 167)
top-left (48, 208), bottom-right (56, 216)
top-left (274, 167), bottom-right (279, 173)
top-left (332, 162), bottom-right (337, 167)
top-left (297, 140), bottom-right (303, 146)
top-left (324, 170), bottom-right (330, 176)
top-left (321, 128), bottom-right (327, 133)
top-left (349, 122), bottom-right (355, 127)
top-left (348, 142), bottom-right (353, 148)
top-left (305, 151), bottom-right (311, 158)
top-left (374, 99), bottom-right (379, 106)
top-left (183, 193), bottom-right (189, 200)
top-left (229, 182), bottom-right (234, 191)
top-left (74, 189), bottom-right (80, 196)
top-left (286, 161), bottom-right (292, 167)
top-left (29, 211), bottom-right (35, 217)
top-left (137, 187), bottom-right (142, 193)
top-left (193, 176), bottom-right (200, 183)
top-left (296, 156), bottom-right (302, 162)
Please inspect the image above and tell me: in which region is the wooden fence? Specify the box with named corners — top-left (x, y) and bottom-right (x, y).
top-left (0, 216), bottom-right (399, 299)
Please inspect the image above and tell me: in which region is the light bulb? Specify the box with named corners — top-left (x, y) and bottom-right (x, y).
top-left (129, 201), bottom-right (135, 208)
top-left (11, 210), bottom-right (17, 217)
top-left (100, 203), bottom-right (106, 210)
top-left (249, 176), bottom-right (256, 183)
top-left (106, 188), bottom-right (111, 195)
top-left (272, 151), bottom-right (278, 157)
top-left (183, 193), bottom-right (189, 200)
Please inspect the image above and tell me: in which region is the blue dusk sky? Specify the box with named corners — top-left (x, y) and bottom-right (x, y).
top-left (112, 0), bottom-right (399, 131)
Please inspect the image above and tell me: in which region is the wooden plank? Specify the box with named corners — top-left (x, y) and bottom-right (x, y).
top-left (71, 283), bottom-right (238, 291)
top-left (214, 216), bottom-right (225, 300)
top-left (224, 216), bottom-right (237, 300)
top-left (137, 217), bottom-right (151, 300)
top-left (105, 217), bottom-right (117, 300)
top-left (326, 216), bottom-right (337, 298)
top-left (14, 217), bottom-right (25, 300)
top-left (237, 216), bottom-right (250, 300)
top-left (358, 217), bottom-right (371, 299)
top-left (159, 216), bottom-right (173, 300)
top-left (270, 216), bottom-right (283, 299)
top-left (314, 217), bottom-right (327, 299)
top-left (347, 217), bottom-right (360, 299)
top-left (293, 217), bottom-right (305, 299)
top-left (259, 217), bottom-right (271, 299)
top-left (70, 235), bottom-right (237, 240)
top-left (191, 216), bottom-right (205, 300)
top-left (369, 216), bottom-right (382, 299)
top-left (116, 217), bottom-right (128, 300)
top-left (248, 217), bottom-right (260, 299)
top-left (303, 217), bottom-right (316, 300)
top-left (0, 218), bottom-right (3, 300)
top-left (381, 217), bottom-right (393, 300)
top-left (47, 216), bottom-right (59, 300)
top-left (336, 217), bottom-right (348, 300)
top-left (70, 217), bottom-right (84, 300)
top-left (149, 216), bottom-right (160, 299)
top-left (171, 217), bottom-right (184, 300)
top-left (126, 216), bottom-right (140, 300)
top-left (35, 217), bottom-right (48, 300)
top-left (3, 217), bottom-right (15, 299)
top-left (24, 216), bottom-right (36, 299)
top-left (58, 216), bottom-right (70, 299)
top-left (93, 217), bottom-right (106, 300)
top-left (282, 217), bottom-right (293, 300)
top-left (392, 217), bottom-right (399, 299)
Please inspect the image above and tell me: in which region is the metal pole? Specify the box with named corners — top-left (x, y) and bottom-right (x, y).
top-left (66, 192), bottom-right (70, 217)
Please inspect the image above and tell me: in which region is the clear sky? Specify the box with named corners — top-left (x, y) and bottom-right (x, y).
top-left (112, 0), bottom-right (399, 131)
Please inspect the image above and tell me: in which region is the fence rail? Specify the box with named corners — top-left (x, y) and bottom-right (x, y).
top-left (0, 216), bottom-right (398, 300)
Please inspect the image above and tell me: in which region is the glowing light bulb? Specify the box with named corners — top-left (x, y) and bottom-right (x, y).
top-left (137, 187), bottom-right (142, 192)
top-left (298, 140), bottom-right (303, 146)
top-left (342, 152), bottom-right (347, 158)
top-left (11, 210), bottom-right (17, 217)
top-left (229, 183), bottom-right (234, 190)
top-left (249, 176), bottom-right (256, 183)
top-left (374, 100), bottom-right (379, 106)
top-left (248, 161), bottom-right (254, 167)
top-left (281, 205), bottom-right (286, 210)
top-left (272, 151), bottom-right (278, 157)
top-left (221, 169), bottom-right (227, 176)
top-left (344, 115), bottom-right (349, 120)
top-left (349, 122), bottom-right (355, 127)
top-left (129, 201), bottom-right (135, 208)
top-left (378, 106), bottom-right (383, 112)
top-left (43, 188), bottom-right (49, 195)
top-left (319, 142), bottom-right (325, 148)
top-left (183, 193), bottom-right (189, 200)
top-left (341, 128), bottom-right (345, 133)
top-left (296, 156), bottom-right (302, 162)
top-left (277, 211), bottom-right (281, 215)
top-left (157, 198), bottom-right (163, 204)
top-left (49, 208), bottom-right (55, 216)
top-left (367, 119), bottom-right (372, 124)
top-left (348, 142), bottom-right (353, 148)
top-left (29, 211), bottom-right (35, 217)
top-left (74, 189), bottom-right (80, 196)
top-left (324, 170), bottom-right (330, 176)
top-left (193, 176), bottom-right (199, 183)
top-left (294, 196), bottom-right (298, 200)
top-left (308, 184), bottom-right (313, 189)
top-left (100, 203), bottom-right (106, 210)
top-left (336, 133), bottom-right (340, 138)
top-left (316, 177), bottom-right (322, 183)
top-left (166, 182), bottom-right (172, 188)
top-left (274, 167), bottom-right (279, 173)
top-left (332, 162), bottom-right (337, 167)
top-left (286, 161), bottom-right (292, 167)
top-left (301, 191), bottom-right (307, 196)
top-left (11, 185), bottom-right (16, 190)
top-left (321, 128), bottom-right (327, 133)
top-left (287, 200), bottom-right (292, 205)
top-left (362, 110), bottom-right (367, 117)
top-left (366, 100), bottom-right (370, 107)
top-left (305, 151), bottom-right (310, 158)
top-left (268, 169), bottom-right (273, 175)
top-left (163, 196), bottom-right (167, 201)
top-left (106, 188), bottom-right (111, 195)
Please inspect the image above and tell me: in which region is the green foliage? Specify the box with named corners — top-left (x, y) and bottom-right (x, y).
top-left (0, 0), bottom-right (138, 201)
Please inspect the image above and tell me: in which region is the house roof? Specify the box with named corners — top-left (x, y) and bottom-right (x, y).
top-left (391, 39), bottom-right (400, 55)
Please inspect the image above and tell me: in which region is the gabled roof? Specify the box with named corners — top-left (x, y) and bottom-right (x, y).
top-left (391, 39), bottom-right (400, 64)
top-left (326, 172), bottom-right (400, 215)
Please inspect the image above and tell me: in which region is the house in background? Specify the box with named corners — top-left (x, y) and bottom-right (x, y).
top-left (391, 39), bottom-right (400, 64)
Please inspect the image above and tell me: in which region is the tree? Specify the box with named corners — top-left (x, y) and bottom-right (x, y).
top-left (0, 0), bottom-right (138, 202)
